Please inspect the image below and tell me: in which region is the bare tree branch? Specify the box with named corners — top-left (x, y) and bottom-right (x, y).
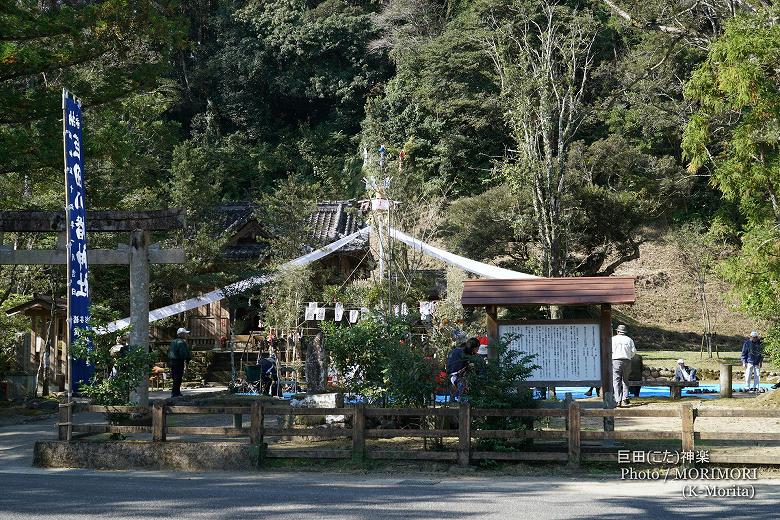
top-left (601, 0), bottom-right (689, 35)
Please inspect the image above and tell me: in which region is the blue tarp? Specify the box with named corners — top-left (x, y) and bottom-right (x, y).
top-left (552, 383), bottom-right (775, 400)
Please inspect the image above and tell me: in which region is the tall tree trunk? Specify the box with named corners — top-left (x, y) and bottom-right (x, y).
top-left (485, 0), bottom-right (595, 279)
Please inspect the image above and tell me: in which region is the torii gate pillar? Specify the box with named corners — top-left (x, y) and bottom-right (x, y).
top-left (0, 210), bottom-right (185, 406)
top-left (129, 230), bottom-right (151, 406)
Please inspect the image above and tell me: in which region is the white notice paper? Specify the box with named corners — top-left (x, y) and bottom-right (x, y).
top-left (498, 322), bottom-right (601, 382)
top-left (334, 302), bottom-right (344, 321)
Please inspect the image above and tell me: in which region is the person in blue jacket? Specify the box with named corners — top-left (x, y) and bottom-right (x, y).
top-left (741, 331), bottom-right (763, 392)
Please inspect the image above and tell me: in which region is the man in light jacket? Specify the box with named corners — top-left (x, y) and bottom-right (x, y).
top-left (674, 359), bottom-right (698, 382)
top-left (612, 324), bottom-right (636, 407)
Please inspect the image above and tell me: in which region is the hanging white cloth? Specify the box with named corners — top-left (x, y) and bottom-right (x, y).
top-left (334, 302), bottom-right (344, 321)
top-left (98, 227), bottom-right (372, 334)
top-left (388, 227), bottom-right (536, 280)
top-left (98, 222), bottom-right (535, 336)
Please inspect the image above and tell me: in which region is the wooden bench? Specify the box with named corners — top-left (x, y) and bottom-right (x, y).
top-left (628, 380), bottom-right (699, 400)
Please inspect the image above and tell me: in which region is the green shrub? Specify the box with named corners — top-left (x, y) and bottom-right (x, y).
top-left (71, 306), bottom-right (154, 406)
top-left (466, 336), bottom-right (539, 448)
top-left (323, 313), bottom-right (436, 406)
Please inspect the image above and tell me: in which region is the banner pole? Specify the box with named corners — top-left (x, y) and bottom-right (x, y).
top-left (62, 88), bottom-right (72, 405)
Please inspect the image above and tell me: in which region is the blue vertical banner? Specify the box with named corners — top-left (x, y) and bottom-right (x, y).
top-left (63, 90), bottom-right (93, 389)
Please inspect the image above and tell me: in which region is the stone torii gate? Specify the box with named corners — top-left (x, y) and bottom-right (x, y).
top-left (0, 209), bottom-right (186, 405)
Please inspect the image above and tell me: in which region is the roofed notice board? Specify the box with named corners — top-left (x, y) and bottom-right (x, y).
top-left (499, 321), bottom-right (601, 384)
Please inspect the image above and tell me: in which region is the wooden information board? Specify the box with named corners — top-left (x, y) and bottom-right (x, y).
top-left (498, 321), bottom-right (601, 384)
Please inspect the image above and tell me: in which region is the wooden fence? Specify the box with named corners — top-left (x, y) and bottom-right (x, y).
top-left (57, 402), bottom-right (780, 466)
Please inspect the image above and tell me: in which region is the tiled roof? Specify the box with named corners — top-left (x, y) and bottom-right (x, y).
top-left (5, 294), bottom-right (67, 316)
top-left (215, 200), bottom-right (368, 259)
top-left (307, 200), bottom-right (367, 252)
top-left (215, 202), bottom-right (256, 235)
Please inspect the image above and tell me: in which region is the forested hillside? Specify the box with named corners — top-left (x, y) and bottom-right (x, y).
top-left (2, 1), bottom-right (778, 359)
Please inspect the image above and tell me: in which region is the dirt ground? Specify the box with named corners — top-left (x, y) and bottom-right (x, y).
top-left (612, 235), bottom-right (768, 352)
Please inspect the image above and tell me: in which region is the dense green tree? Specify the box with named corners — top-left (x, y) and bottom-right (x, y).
top-left (0, 0), bottom-right (185, 191)
top-left (683, 7), bottom-right (780, 222)
top-left (174, 0), bottom-right (389, 197)
top-left (440, 183), bottom-right (536, 269)
top-left (683, 5), bottom-right (780, 360)
top-left (363, 3), bottom-right (506, 196)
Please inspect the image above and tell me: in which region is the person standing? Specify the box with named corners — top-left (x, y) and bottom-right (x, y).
top-left (259, 352), bottom-right (279, 396)
top-left (612, 324), bottom-right (636, 407)
top-left (108, 332), bottom-right (130, 378)
top-left (742, 331), bottom-right (763, 392)
top-left (169, 327), bottom-right (191, 398)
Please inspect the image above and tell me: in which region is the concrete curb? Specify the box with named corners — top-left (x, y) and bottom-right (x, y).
top-left (34, 441), bottom-right (258, 471)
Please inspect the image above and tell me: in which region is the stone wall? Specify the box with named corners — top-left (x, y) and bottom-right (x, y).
top-left (290, 392), bottom-right (345, 426)
top-left (34, 441), bottom-right (257, 471)
top-left (640, 365), bottom-right (780, 383)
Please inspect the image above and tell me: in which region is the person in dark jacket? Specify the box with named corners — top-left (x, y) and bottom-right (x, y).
top-left (447, 337), bottom-right (479, 402)
top-left (169, 327), bottom-right (192, 398)
top-left (742, 331), bottom-right (763, 391)
top-left (258, 352), bottom-right (279, 396)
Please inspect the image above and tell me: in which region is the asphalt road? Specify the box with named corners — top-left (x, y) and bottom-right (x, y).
top-left (1, 467), bottom-right (779, 520)
top-left (1, 409), bottom-right (778, 519)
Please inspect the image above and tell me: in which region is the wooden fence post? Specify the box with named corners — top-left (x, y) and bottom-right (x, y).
top-left (720, 363), bottom-right (733, 398)
top-left (233, 413), bottom-right (242, 429)
top-left (152, 402), bottom-right (166, 442)
top-left (457, 401), bottom-right (471, 467)
top-left (567, 401), bottom-right (581, 467)
top-left (352, 402), bottom-right (366, 462)
top-left (680, 403), bottom-right (695, 453)
top-left (563, 393), bottom-right (573, 431)
top-left (58, 402), bottom-right (72, 441)
top-left (603, 392), bottom-right (616, 433)
top-left (251, 401), bottom-right (264, 466)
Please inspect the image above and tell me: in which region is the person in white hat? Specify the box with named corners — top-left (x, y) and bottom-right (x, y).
top-left (612, 324), bottom-right (636, 407)
top-left (741, 331), bottom-right (763, 392)
top-left (168, 327), bottom-right (192, 398)
top-left (674, 358), bottom-right (697, 382)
